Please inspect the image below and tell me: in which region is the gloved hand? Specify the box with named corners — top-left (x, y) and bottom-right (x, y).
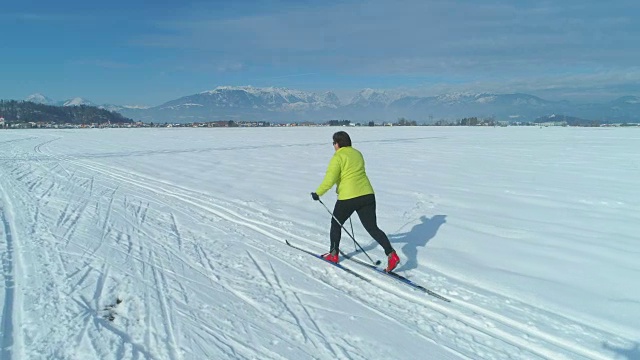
top-left (311, 192), bottom-right (320, 201)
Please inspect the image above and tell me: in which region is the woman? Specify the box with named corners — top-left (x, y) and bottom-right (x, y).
top-left (311, 131), bottom-right (400, 272)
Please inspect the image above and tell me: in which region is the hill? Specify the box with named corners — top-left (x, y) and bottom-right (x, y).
top-left (0, 100), bottom-right (133, 125)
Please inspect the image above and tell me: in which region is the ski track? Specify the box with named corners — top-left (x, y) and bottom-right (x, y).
top-left (60, 155), bottom-right (619, 359)
top-left (0, 155), bottom-right (26, 360)
top-left (0, 209), bottom-right (16, 360)
top-left (91, 158), bottom-right (625, 358)
top-left (0, 134), bottom-right (632, 359)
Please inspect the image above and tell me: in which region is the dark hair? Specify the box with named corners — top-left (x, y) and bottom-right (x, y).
top-left (333, 131), bottom-right (352, 147)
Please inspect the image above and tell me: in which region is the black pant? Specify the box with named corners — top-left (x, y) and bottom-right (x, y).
top-left (330, 194), bottom-right (394, 256)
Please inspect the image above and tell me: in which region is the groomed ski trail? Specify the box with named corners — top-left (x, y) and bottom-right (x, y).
top-left (32, 141), bottom-right (624, 360)
top-left (0, 133), bottom-right (630, 359)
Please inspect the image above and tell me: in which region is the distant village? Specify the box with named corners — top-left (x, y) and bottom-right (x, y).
top-left (1, 116), bottom-right (638, 129)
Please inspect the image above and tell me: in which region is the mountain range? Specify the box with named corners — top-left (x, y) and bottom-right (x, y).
top-left (24, 87), bottom-right (640, 124)
top-left (26, 93), bottom-right (98, 108)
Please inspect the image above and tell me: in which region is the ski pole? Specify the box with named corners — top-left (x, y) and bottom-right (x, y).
top-left (317, 199), bottom-right (381, 266)
top-left (349, 217), bottom-right (356, 253)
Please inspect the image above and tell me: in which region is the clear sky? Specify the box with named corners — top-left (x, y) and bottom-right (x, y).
top-left (1, 0), bottom-right (639, 106)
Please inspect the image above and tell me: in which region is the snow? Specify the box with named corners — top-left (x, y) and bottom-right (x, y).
top-left (25, 93), bottom-right (54, 105)
top-left (350, 89), bottom-right (406, 106)
top-left (356, 88), bottom-right (380, 100)
top-left (475, 95), bottom-right (497, 103)
top-left (204, 86), bottom-right (316, 102)
top-left (123, 105), bottom-right (151, 110)
top-left (0, 127), bottom-right (639, 360)
top-left (198, 86), bottom-right (340, 110)
top-left (436, 92), bottom-right (477, 103)
top-left (176, 103), bottom-right (204, 108)
top-left (63, 97), bottom-right (93, 106)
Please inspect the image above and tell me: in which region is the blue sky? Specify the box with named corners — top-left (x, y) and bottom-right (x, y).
top-left (2, 0), bottom-right (639, 106)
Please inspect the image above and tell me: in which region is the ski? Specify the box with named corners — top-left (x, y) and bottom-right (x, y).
top-left (340, 250), bottom-right (451, 302)
top-left (285, 240), bottom-right (370, 282)
top-left (286, 240), bottom-right (450, 302)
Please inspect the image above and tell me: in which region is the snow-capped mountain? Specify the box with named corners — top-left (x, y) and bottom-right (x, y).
top-left (119, 86), bottom-right (343, 123)
top-left (59, 97), bottom-right (95, 107)
top-left (348, 89), bottom-right (406, 107)
top-left (116, 87), bottom-right (640, 124)
top-left (199, 86), bottom-right (341, 108)
top-left (22, 88), bottom-right (640, 124)
top-left (395, 93), bottom-right (556, 119)
top-left (187, 86), bottom-right (341, 111)
top-left (26, 94), bottom-right (95, 107)
top-left (25, 93), bottom-right (55, 105)
top-left (26, 94), bottom-right (96, 107)
top-left (337, 91), bottom-right (560, 123)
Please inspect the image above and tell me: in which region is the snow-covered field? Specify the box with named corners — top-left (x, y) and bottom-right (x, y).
top-left (0, 126), bottom-right (638, 360)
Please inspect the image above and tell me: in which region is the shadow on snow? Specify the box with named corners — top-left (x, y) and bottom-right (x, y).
top-left (341, 214), bottom-right (446, 272)
top-left (388, 215), bottom-right (447, 272)
top-left (603, 341), bottom-right (640, 360)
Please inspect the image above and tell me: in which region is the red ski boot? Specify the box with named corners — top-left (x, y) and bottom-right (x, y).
top-left (321, 252), bottom-right (339, 263)
top-left (385, 251), bottom-right (400, 272)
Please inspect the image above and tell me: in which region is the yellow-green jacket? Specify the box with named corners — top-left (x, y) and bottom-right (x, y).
top-left (315, 146), bottom-right (374, 200)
